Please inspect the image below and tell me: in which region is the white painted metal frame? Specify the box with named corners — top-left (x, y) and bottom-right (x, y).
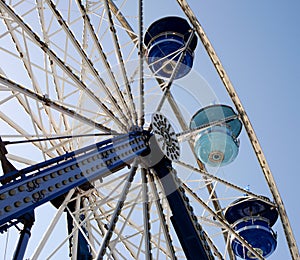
top-left (0, 0), bottom-right (298, 259)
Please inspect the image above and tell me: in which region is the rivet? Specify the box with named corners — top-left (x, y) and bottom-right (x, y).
top-left (4, 206), bottom-right (12, 212)
top-left (24, 197), bottom-right (31, 203)
top-left (14, 201), bottom-right (22, 207)
top-left (9, 189), bottom-right (16, 196)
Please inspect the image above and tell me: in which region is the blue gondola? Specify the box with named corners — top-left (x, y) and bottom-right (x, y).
top-left (190, 104), bottom-right (242, 167)
top-left (144, 16), bottom-right (197, 79)
top-left (224, 197), bottom-right (278, 259)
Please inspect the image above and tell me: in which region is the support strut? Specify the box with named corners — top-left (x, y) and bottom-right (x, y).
top-left (151, 157), bottom-right (213, 260)
top-left (13, 211), bottom-right (35, 260)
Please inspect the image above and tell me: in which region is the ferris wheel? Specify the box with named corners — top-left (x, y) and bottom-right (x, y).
top-left (0, 1), bottom-right (298, 259)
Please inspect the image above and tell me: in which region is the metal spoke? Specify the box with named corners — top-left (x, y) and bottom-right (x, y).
top-left (106, 187), bottom-right (143, 259)
top-left (65, 203), bottom-right (97, 257)
top-left (88, 197), bottom-right (119, 260)
top-left (75, 0), bottom-right (134, 125)
top-left (0, 59), bottom-right (68, 157)
top-left (103, 0), bottom-right (136, 126)
top-left (0, 110), bottom-right (57, 159)
top-left (43, 0), bottom-right (129, 128)
top-left (93, 206), bottom-right (142, 259)
top-left (156, 30), bottom-right (195, 112)
top-left (0, 0), bottom-right (126, 131)
top-left (35, 0), bottom-right (76, 140)
top-left (96, 161), bottom-right (138, 259)
top-left (138, 0), bottom-right (145, 127)
top-left (0, 10), bottom-right (64, 141)
top-left (175, 160), bottom-right (276, 207)
top-left (0, 75), bottom-right (115, 133)
top-left (31, 189), bottom-right (75, 259)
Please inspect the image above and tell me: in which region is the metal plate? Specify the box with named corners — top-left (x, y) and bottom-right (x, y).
top-left (151, 113), bottom-right (180, 161)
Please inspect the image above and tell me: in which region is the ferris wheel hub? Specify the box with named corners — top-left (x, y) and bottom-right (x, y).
top-left (151, 113), bottom-right (180, 161)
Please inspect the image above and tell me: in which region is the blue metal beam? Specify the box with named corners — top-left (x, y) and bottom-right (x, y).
top-left (12, 211), bottom-right (35, 260)
top-left (0, 132), bottom-right (149, 227)
top-left (151, 157), bottom-right (213, 260)
top-left (1, 131), bottom-right (215, 260)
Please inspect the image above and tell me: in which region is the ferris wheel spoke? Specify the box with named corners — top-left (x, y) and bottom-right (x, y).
top-left (0, 75), bottom-right (116, 134)
top-left (103, 0), bottom-right (137, 126)
top-left (148, 171), bottom-right (177, 259)
top-left (6, 153), bottom-right (36, 166)
top-left (0, 92), bottom-right (66, 157)
top-left (93, 205), bottom-right (142, 260)
top-left (0, 110), bottom-right (58, 159)
top-left (0, 47), bottom-right (70, 156)
top-left (0, 0), bottom-right (126, 131)
top-left (22, 94), bottom-right (64, 159)
top-left (108, 0), bottom-right (137, 42)
top-left (31, 189), bottom-right (75, 259)
top-left (156, 31), bottom-right (196, 113)
top-left (75, 0), bottom-right (135, 126)
top-left (39, 0), bottom-right (130, 129)
top-left (137, 0), bottom-right (145, 127)
top-left (87, 198), bottom-right (119, 260)
top-left (175, 160), bottom-right (276, 207)
top-left (0, 14), bottom-right (67, 141)
top-left (105, 187), bottom-right (143, 259)
top-left (65, 204), bottom-right (98, 257)
top-left (93, 170), bottom-right (174, 259)
top-left (107, 198), bottom-right (171, 258)
top-left (108, 0), bottom-right (151, 126)
top-left (163, 88), bottom-right (189, 131)
top-left (108, 1), bottom-right (139, 121)
top-left (35, 2), bottom-right (75, 138)
top-left (96, 162), bottom-right (138, 259)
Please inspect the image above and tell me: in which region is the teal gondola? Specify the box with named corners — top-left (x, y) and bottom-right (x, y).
top-left (190, 104), bottom-right (242, 167)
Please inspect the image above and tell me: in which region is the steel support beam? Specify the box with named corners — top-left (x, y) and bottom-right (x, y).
top-left (151, 158), bottom-right (213, 260)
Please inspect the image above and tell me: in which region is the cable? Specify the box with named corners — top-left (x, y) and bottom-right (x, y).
top-left (3, 132), bottom-right (124, 145)
top-left (4, 228), bottom-right (9, 260)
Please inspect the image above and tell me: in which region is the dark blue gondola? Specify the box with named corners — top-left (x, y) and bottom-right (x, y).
top-left (144, 16), bottom-right (197, 79)
top-left (224, 197), bottom-right (278, 259)
top-left (190, 104), bottom-right (242, 167)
